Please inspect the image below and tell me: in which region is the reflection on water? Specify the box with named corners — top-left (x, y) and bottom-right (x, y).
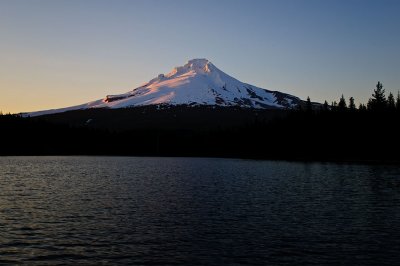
top-left (0, 157), bottom-right (399, 265)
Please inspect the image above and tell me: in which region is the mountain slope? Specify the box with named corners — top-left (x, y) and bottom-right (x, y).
top-left (27, 59), bottom-right (302, 117)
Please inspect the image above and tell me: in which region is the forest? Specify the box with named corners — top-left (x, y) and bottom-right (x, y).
top-left (1, 82), bottom-right (399, 163)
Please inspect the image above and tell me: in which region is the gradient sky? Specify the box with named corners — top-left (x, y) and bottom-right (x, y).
top-left (1, 0), bottom-right (399, 113)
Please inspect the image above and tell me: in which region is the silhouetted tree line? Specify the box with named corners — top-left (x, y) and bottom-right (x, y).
top-left (0, 82), bottom-right (399, 163)
top-left (311, 81), bottom-right (400, 113)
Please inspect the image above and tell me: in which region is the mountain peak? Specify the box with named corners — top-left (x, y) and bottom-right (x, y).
top-left (166, 58), bottom-right (214, 78)
top-left (185, 58), bottom-right (210, 69)
top-left (185, 58), bottom-right (214, 74)
top-left (27, 59), bottom-right (303, 117)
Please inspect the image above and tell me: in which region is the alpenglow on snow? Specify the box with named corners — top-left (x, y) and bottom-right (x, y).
top-left (28, 59), bottom-right (302, 116)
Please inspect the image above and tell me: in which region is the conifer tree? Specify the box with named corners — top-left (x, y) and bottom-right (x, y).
top-left (338, 94), bottom-right (347, 110)
top-left (358, 103), bottom-right (367, 111)
top-left (323, 100), bottom-right (329, 111)
top-left (388, 92), bottom-right (395, 110)
top-left (306, 96), bottom-right (312, 112)
top-left (368, 81), bottom-right (387, 111)
top-left (349, 97), bottom-right (356, 111)
top-left (396, 91), bottom-right (400, 110)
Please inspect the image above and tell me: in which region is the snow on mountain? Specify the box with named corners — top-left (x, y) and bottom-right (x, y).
top-left (27, 59), bottom-right (302, 117)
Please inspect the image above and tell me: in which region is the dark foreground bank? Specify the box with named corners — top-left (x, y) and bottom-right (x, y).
top-left (1, 105), bottom-right (399, 163)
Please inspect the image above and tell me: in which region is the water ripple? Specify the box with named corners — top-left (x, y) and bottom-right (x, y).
top-left (0, 157), bottom-right (400, 265)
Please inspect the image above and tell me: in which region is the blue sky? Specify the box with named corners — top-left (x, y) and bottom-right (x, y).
top-left (1, 0), bottom-right (399, 112)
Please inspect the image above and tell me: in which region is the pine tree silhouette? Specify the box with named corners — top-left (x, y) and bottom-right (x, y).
top-left (349, 97), bottom-right (356, 111)
top-left (323, 100), bottom-right (329, 111)
top-left (368, 81), bottom-right (387, 111)
top-left (306, 97), bottom-right (312, 112)
top-left (396, 91), bottom-right (400, 111)
top-left (338, 94), bottom-right (347, 110)
top-left (388, 92), bottom-right (395, 110)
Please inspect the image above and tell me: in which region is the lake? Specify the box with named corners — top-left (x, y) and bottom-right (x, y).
top-left (0, 156), bottom-right (399, 265)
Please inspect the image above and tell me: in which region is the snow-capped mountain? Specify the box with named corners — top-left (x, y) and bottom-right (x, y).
top-left (28, 59), bottom-right (302, 117)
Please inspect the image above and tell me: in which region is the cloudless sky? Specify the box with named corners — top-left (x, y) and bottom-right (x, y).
top-left (1, 0), bottom-right (399, 113)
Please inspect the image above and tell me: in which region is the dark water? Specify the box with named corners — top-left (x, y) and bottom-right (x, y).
top-left (1, 157), bottom-right (400, 265)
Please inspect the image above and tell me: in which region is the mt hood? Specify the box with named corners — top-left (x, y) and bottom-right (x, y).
top-left (28, 59), bottom-right (302, 116)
